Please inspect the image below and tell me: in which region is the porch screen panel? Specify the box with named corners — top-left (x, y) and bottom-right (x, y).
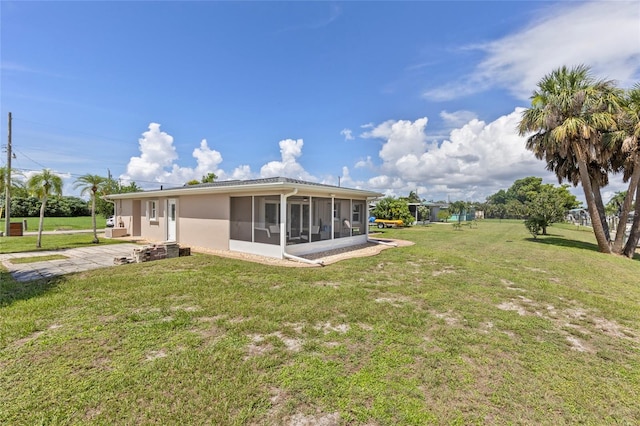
top-left (253, 196), bottom-right (280, 245)
top-left (351, 201), bottom-right (365, 235)
top-left (230, 196), bottom-right (252, 241)
top-left (335, 199), bottom-right (351, 238)
top-left (312, 197), bottom-right (332, 241)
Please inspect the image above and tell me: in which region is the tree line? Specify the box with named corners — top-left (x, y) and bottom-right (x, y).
top-left (1, 169), bottom-right (142, 247)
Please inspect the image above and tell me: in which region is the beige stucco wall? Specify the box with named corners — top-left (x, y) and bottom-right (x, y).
top-left (114, 194), bottom-right (230, 250)
top-left (115, 198), bottom-right (166, 242)
top-left (177, 193), bottom-right (230, 250)
top-left (141, 198), bottom-right (167, 242)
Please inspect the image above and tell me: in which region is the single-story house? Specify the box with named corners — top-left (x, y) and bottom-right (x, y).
top-left (104, 177), bottom-right (383, 262)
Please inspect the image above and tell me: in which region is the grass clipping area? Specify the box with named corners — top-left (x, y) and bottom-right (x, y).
top-left (1, 220), bottom-right (639, 424)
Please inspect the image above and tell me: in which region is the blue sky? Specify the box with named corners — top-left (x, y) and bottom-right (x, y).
top-left (1, 1), bottom-right (639, 203)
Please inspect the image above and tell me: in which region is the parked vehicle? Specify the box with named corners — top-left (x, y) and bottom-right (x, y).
top-left (370, 216), bottom-right (403, 229)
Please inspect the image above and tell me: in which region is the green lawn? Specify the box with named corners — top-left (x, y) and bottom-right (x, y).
top-left (0, 233), bottom-right (127, 254)
top-left (1, 221), bottom-right (639, 424)
top-left (1, 216), bottom-right (103, 232)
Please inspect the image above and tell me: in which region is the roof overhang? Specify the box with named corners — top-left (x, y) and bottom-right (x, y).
top-left (104, 179), bottom-right (383, 201)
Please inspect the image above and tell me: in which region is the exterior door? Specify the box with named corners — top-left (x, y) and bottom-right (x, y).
top-left (167, 199), bottom-right (177, 241)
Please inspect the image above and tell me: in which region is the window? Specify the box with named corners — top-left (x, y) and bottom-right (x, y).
top-left (352, 203), bottom-right (362, 223)
top-left (148, 200), bottom-right (157, 221)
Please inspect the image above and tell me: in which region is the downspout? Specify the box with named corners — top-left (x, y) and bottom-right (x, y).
top-left (367, 238), bottom-right (398, 247)
top-left (281, 188), bottom-right (324, 266)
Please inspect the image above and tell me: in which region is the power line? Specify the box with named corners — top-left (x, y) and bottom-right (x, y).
top-left (13, 148), bottom-right (48, 170)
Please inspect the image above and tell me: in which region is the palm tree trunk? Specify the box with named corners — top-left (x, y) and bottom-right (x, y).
top-left (91, 192), bottom-right (99, 244)
top-left (623, 182), bottom-right (640, 258)
top-left (590, 176), bottom-right (610, 241)
top-left (37, 196), bottom-right (47, 248)
top-left (613, 154), bottom-right (640, 253)
top-left (575, 145), bottom-right (611, 253)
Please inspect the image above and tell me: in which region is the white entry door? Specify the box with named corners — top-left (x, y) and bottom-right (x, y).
top-left (167, 199), bottom-right (177, 241)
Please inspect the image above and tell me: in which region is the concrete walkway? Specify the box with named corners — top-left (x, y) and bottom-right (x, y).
top-left (1, 243), bottom-right (141, 282)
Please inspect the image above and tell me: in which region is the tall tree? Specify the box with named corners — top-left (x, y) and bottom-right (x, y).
top-left (95, 180), bottom-right (142, 217)
top-left (27, 169), bottom-right (63, 248)
top-left (73, 174), bottom-right (107, 243)
top-left (613, 83), bottom-right (640, 256)
top-left (519, 65), bottom-right (622, 254)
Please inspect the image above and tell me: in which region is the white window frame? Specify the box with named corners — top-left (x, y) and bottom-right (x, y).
top-left (353, 203), bottom-right (362, 223)
top-left (147, 200), bottom-right (158, 221)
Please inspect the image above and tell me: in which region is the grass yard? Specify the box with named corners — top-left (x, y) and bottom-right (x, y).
top-left (1, 220), bottom-right (639, 424)
top-left (0, 233), bottom-right (126, 255)
top-left (1, 216), bottom-right (102, 232)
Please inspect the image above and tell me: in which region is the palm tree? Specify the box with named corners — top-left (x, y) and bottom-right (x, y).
top-left (74, 174), bottom-right (107, 244)
top-left (519, 65), bottom-right (622, 254)
top-left (1, 167), bottom-right (26, 217)
top-left (27, 169), bottom-right (63, 248)
top-left (611, 83), bottom-right (640, 256)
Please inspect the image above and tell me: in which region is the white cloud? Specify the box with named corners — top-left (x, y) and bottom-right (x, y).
top-left (120, 125), bottom-right (321, 187)
top-left (355, 155), bottom-right (373, 169)
top-left (362, 109), bottom-right (558, 201)
top-left (192, 139), bottom-right (223, 177)
top-left (424, 1), bottom-right (640, 101)
top-left (340, 128), bottom-right (354, 141)
top-left (361, 118), bottom-right (429, 168)
top-left (121, 123), bottom-right (223, 186)
top-left (259, 138), bottom-right (315, 181)
top-left (229, 165), bottom-right (253, 181)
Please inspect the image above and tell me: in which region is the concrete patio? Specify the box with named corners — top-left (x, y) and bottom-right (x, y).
top-left (1, 243), bottom-right (141, 282)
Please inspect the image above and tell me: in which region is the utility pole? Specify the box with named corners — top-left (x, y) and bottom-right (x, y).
top-left (4, 112), bottom-right (12, 237)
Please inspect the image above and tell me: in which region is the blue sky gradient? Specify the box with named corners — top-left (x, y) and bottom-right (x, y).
top-left (1, 1), bottom-right (639, 203)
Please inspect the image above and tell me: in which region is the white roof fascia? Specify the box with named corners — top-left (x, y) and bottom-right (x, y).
top-left (104, 181), bottom-right (382, 200)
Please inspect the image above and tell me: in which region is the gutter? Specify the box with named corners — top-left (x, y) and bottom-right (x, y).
top-left (281, 188), bottom-right (324, 266)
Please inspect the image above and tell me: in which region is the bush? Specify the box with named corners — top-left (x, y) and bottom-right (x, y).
top-left (9, 196), bottom-right (90, 217)
top-left (525, 217), bottom-right (542, 239)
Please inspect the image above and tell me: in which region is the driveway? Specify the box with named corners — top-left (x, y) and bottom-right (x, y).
top-left (1, 243), bottom-right (141, 282)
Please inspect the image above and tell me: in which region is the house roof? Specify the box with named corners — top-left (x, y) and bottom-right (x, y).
top-left (104, 177), bottom-right (383, 200)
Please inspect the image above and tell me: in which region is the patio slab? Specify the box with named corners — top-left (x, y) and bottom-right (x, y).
top-left (1, 243), bottom-right (142, 282)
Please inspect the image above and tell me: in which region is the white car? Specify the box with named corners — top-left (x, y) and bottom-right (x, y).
top-left (106, 216), bottom-right (115, 227)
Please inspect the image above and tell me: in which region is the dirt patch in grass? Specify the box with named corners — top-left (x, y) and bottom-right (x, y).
top-left (431, 310), bottom-right (460, 326)
top-left (12, 330), bottom-right (45, 348)
top-left (314, 322), bottom-right (349, 335)
top-left (432, 266), bottom-right (456, 277)
top-left (145, 349), bottom-right (168, 361)
top-left (496, 297), bottom-right (639, 345)
top-left (287, 412), bottom-right (340, 426)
